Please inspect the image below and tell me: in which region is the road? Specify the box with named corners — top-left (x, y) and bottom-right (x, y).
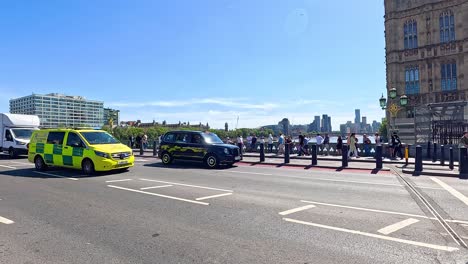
top-left (1, 157), bottom-right (468, 264)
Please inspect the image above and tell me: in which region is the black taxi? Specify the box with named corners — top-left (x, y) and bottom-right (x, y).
top-left (158, 131), bottom-right (240, 168)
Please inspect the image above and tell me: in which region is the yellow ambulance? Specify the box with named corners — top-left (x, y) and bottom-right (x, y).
top-left (28, 129), bottom-right (134, 175)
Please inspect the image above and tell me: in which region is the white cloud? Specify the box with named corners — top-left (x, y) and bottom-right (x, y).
top-left (108, 97), bottom-right (278, 111)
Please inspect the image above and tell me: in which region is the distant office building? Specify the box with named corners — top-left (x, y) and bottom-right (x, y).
top-left (104, 108), bottom-right (120, 126)
top-left (321, 114), bottom-right (328, 133)
top-left (362, 116), bottom-right (367, 126)
top-left (354, 109), bottom-right (361, 131)
top-left (10, 93), bottom-right (104, 128)
top-left (327, 116), bottom-right (332, 132)
top-left (372, 121), bottom-right (382, 133)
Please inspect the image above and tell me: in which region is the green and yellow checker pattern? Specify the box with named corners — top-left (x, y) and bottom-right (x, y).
top-left (29, 142), bottom-right (88, 168)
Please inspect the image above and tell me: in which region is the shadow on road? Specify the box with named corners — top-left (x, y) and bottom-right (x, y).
top-left (144, 161), bottom-right (235, 170)
top-left (0, 167), bottom-right (129, 179)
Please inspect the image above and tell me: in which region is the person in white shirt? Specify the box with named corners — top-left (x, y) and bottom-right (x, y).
top-left (278, 133), bottom-right (285, 155)
top-left (315, 134), bottom-right (324, 154)
top-left (268, 134), bottom-right (273, 153)
top-left (237, 135), bottom-right (244, 156)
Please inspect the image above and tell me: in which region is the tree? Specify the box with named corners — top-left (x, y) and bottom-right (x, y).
top-left (379, 118), bottom-right (388, 142)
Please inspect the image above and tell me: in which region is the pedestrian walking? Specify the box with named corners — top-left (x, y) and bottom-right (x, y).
top-left (278, 133), bottom-right (285, 155)
top-left (135, 134), bottom-right (142, 149)
top-left (246, 135), bottom-right (252, 151)
top-left (336, 136), bottom-right (343, 156)
top-left (251, 134), bottom-right (257, 152)
top-left (142, 134), bottom-right (148, 150)
top-left (375, 133), bottom-right (382, 147)
top-left (323, 134), bottom-right (330, 155)
top-left (128, 134), bottom-right (135, 148)
top-left (460, 131), bottom-right (468, 148)
top-left (392, 132), bottom-right (403, 159)
top-left (348, 133), bottom-right (359, 158)
top-left (316, 134), bottom-right (324, 154)
top-left (363, 134), bottom-right (371, 157)
top-left (268, 134), bottom-right (274, 153)
top-left (237, 135), bottom-right (244, 157)
top-left (303, 135), bottom-right (310, 156)
top-left (298, 133), bottom-right (305, 156)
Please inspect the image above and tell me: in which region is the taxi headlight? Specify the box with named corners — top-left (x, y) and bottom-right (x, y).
top-left (95, 151), bottom-right (110, 159)
top-left (223, 148), bottom-right (230, 155)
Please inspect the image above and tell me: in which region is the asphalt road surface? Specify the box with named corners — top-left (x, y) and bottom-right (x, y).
top-left (1, 156), bottom-right (468, 264)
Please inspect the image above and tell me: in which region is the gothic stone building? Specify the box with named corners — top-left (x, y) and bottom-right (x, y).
top-left (385, 0), bottom-right (468, 144)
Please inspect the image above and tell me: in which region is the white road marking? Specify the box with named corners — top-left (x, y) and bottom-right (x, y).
top-left (139, 178), bottom-right (233, 192)
top-left (0, 164), bottom-right (16, 169)
top-left (105, 179), bottom-right (133, 183)
top-left (140, 184), bottom-right (173, 190)
top-left (195, 192), bottom-right (233, 201)
top-left (229, 171), bottom-right (273, 176)
top-left (34, 171), bottom-right (78, 181)
top-left (8, 161), bottom-right (34, 166)
top-left (279, 205), bottom-right (316, 216)
top-left (300, 200), bottom-right (468, 225)
top-left (430, 177), bottom-right (468, 206)
top-left (0, 216), bottom-right (15, 224)
top-left (225, 171), bottom-right (443, 190)
top-left (107, 185), bottom-right (209, 205)
top-left (135, 159), bottom-right (148, 162)
top-left (283, 218), bottom-right (459, 252)
top-left (377, 218), bottom-right (420, 235)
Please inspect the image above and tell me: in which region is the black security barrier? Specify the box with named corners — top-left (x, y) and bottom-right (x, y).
top-left (375, 145), bottom-right (383, 169)
top-left (260, 143), bottom-right (265, 162)
top-left (342, 144), bottom-right (348, 168)
top-left (459, 147), bottom-right (468, 179)
top-left (311, 144), bottom-right (317, 166)
top-left (284, 143), bottom-right (290, 164)
top-left (440, 145), bottom-right (445, 166)
top-left (449, 147), bottom-right (454, 170)
top-left (415, 145), bottom-right (423, 174)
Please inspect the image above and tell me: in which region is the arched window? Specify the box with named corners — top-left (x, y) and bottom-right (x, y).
top-left (441, 61), bottom-right (457, 91)
top-left (440, 11), bottom-right (455, 43)
top-left (405, 66), bottom-right (420, 94)
top-left (404, 20), bottom-right (418, 49)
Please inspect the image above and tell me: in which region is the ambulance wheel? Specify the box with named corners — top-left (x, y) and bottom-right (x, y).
top-left (34, 156), bottom-right (47, 171)
top-left (82, 159), bottom-right (95, 175)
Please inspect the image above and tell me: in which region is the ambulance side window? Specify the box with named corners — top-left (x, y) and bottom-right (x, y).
top-left (47, 132), bottom-right (65, 145)
top-left (66, 133), bottom-right (84, 148)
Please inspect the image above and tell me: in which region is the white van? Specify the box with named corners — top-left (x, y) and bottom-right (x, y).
top-left (0, 113), bottom-right (40, 158)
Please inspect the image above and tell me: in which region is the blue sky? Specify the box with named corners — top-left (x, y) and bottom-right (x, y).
top-left (0, 0), bottom-right (386, 129)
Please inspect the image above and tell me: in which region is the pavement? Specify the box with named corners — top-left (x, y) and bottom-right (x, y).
top-left (1, 155), bottom-right (468, 263)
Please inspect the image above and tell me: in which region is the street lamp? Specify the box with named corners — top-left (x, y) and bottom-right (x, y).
top-left (379, 88), bottom-right (409, 135)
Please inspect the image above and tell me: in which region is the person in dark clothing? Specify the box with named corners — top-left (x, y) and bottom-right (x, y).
top-left (336, 136), bottom-right (343, 156)
top-left (135, 135), bottom-right (142, 149)
top-left (251, 135), bottom-right (257, 152)
top-left (298, 133), bottom-right (305, 156)
top-left (128, 135), bottom-right (135, 148)
top-left (391, 133), bottom-right (403, 159)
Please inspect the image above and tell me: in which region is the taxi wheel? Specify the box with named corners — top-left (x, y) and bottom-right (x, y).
top-left (82, 159), bottom-right (95, 175)
top-left (34, 156), bottom-right (47, 171)
top-left (205, 154), bottom-right (219, 169)
top-left (161, 152), bottom-right (172, 165)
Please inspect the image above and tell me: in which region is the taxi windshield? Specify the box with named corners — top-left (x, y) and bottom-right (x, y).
top-left (80, 131), bottom-right (119, 145)
top-left (202, 133), bottom-right (223, 144)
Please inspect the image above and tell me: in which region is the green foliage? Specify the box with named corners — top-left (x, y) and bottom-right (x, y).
top-left (379, 118), bottom-right (388, 141)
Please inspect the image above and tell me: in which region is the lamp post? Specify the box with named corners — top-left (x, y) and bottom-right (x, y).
top-left (379, 88), bottom-right (409, 135)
